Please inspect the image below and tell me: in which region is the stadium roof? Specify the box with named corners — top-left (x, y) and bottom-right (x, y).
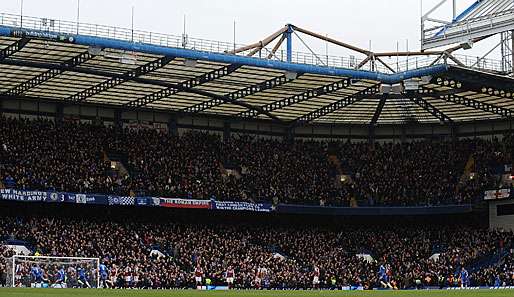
top-left (0, 13), bottom-right (513, 125)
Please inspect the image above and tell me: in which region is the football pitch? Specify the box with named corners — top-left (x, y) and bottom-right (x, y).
top-left (1, 289), bottom-right (514, 297)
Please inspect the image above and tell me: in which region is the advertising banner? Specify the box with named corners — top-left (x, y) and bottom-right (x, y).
top-left (107, 196), bottom-right (135, 206)
top-left (0, 189), bottom-right (102, 205)
top-left (0, 189), bottom-right (475, 216)
top-left (484, 189), bottom-right (511, 200)
top-left (0, 189), bottom-right (48, 202)
top-left (159, 198), bottom-right (211, 209)
top-left (211, 200), bottom-right (273, 212)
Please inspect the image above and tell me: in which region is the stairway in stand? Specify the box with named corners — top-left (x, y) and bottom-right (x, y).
top-left (328, 154), bottom-right (344, 176)
top-left (459, 154), bottom-right (476, 185)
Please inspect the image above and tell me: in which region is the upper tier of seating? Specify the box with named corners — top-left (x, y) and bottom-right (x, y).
top-left (0, 117), bottom-right (512, 206)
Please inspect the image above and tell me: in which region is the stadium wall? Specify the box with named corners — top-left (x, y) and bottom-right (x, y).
top-left (1, 96), bottom-right (512, 142)
top-left (0, 188), bottom-right (475, 217)
top-left (489, 199), bottom-right (514, 231)
top-left (0, 199), bottom-right (482, 228)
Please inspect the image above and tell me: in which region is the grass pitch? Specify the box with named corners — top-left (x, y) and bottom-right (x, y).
top-left (0, 288), bottom-right (513, 297)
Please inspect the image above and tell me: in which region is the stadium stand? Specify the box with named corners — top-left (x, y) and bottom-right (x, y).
top-left (0, 3), bottom-right (514, 292)
top-left (1, 117), bottom-right (512, 207)
top-left (0, 203), bottom-right (513, 289)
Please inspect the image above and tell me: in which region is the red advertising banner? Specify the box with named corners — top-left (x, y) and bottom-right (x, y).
top-left (159, 198), bottom-right (211, 209)
top-left (484, 189), bottom-right (511, 200)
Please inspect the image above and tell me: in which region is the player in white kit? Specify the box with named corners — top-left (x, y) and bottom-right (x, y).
top-left (312, 266), bottom-right (321, 289)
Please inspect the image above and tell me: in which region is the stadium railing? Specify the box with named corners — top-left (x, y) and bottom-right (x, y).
top-left (0, 12), bottom-right (505, 73)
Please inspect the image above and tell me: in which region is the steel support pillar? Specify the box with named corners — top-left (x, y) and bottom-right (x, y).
top-left (284, 125), bottom-right (294, 143)
top-left (167, 116), bottom-right (178, 136)
top-left (450, 123), bottom-right (458, 143)
top-left (56, 104), bottom-right (64, 127)
top-left (114, 109), bottom-right (122, 133)
top-left (286, 25), bottom-right (293, 63)
top-left (509, 116), bottom-right (512, 137)
top-left (223, 121), bottom-right (231, 142)
top-left (368, 126), bottom-right (375, 145)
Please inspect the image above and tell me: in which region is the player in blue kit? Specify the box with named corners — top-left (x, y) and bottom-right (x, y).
top-left (30, 264), bottom-right (43, 285)
top-left (99, 262), bottom-right (110, 288)
top-left (494, 274), bottom-right (501, 288)
top-left (77, 266), bottom-right (91, 288)
top-left (53, 266), bottom-right (66, 288)
top-left (378, 263), bottom-right (387, 287)
top-left (459, 267), bottom-right (469, 288)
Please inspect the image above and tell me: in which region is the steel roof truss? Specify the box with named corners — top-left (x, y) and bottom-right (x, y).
top-left (407, 95), bottom-right (453, 123)
top-left (294, 84), bottom-right (381, 124)
top-left (3, 51), bottom-right (93, 96)
top-left (124, 63), bottom-right (241, 108)
top-left (67, 55), bottom-right (176, 102)
top-left (239, 77), bottom-right (353, 118)
top-left (370, 94), bottom-right (387, 125)
top-left (183, 74), bottom-right (293, 113)
top-left (0, 38), bottom-right (29, 61)
top-left (433, 92), bottom-right (512, 117)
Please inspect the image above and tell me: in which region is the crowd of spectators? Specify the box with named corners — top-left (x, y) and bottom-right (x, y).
top-left (0, 117), bottom-right (512, 289)
top-left (472, 251), bottom-right (514, 287)
top-left (336, 141), bottom-right (468, 206)
top-left (0, 117), bottom-right (512, 206)
top-left (0, 214), bottom-right (512, 289)
top-left (0, 118), bottom-right (117, 194)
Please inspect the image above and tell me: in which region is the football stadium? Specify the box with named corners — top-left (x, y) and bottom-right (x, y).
top-left (0, 0), bottom-right (514, 296)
